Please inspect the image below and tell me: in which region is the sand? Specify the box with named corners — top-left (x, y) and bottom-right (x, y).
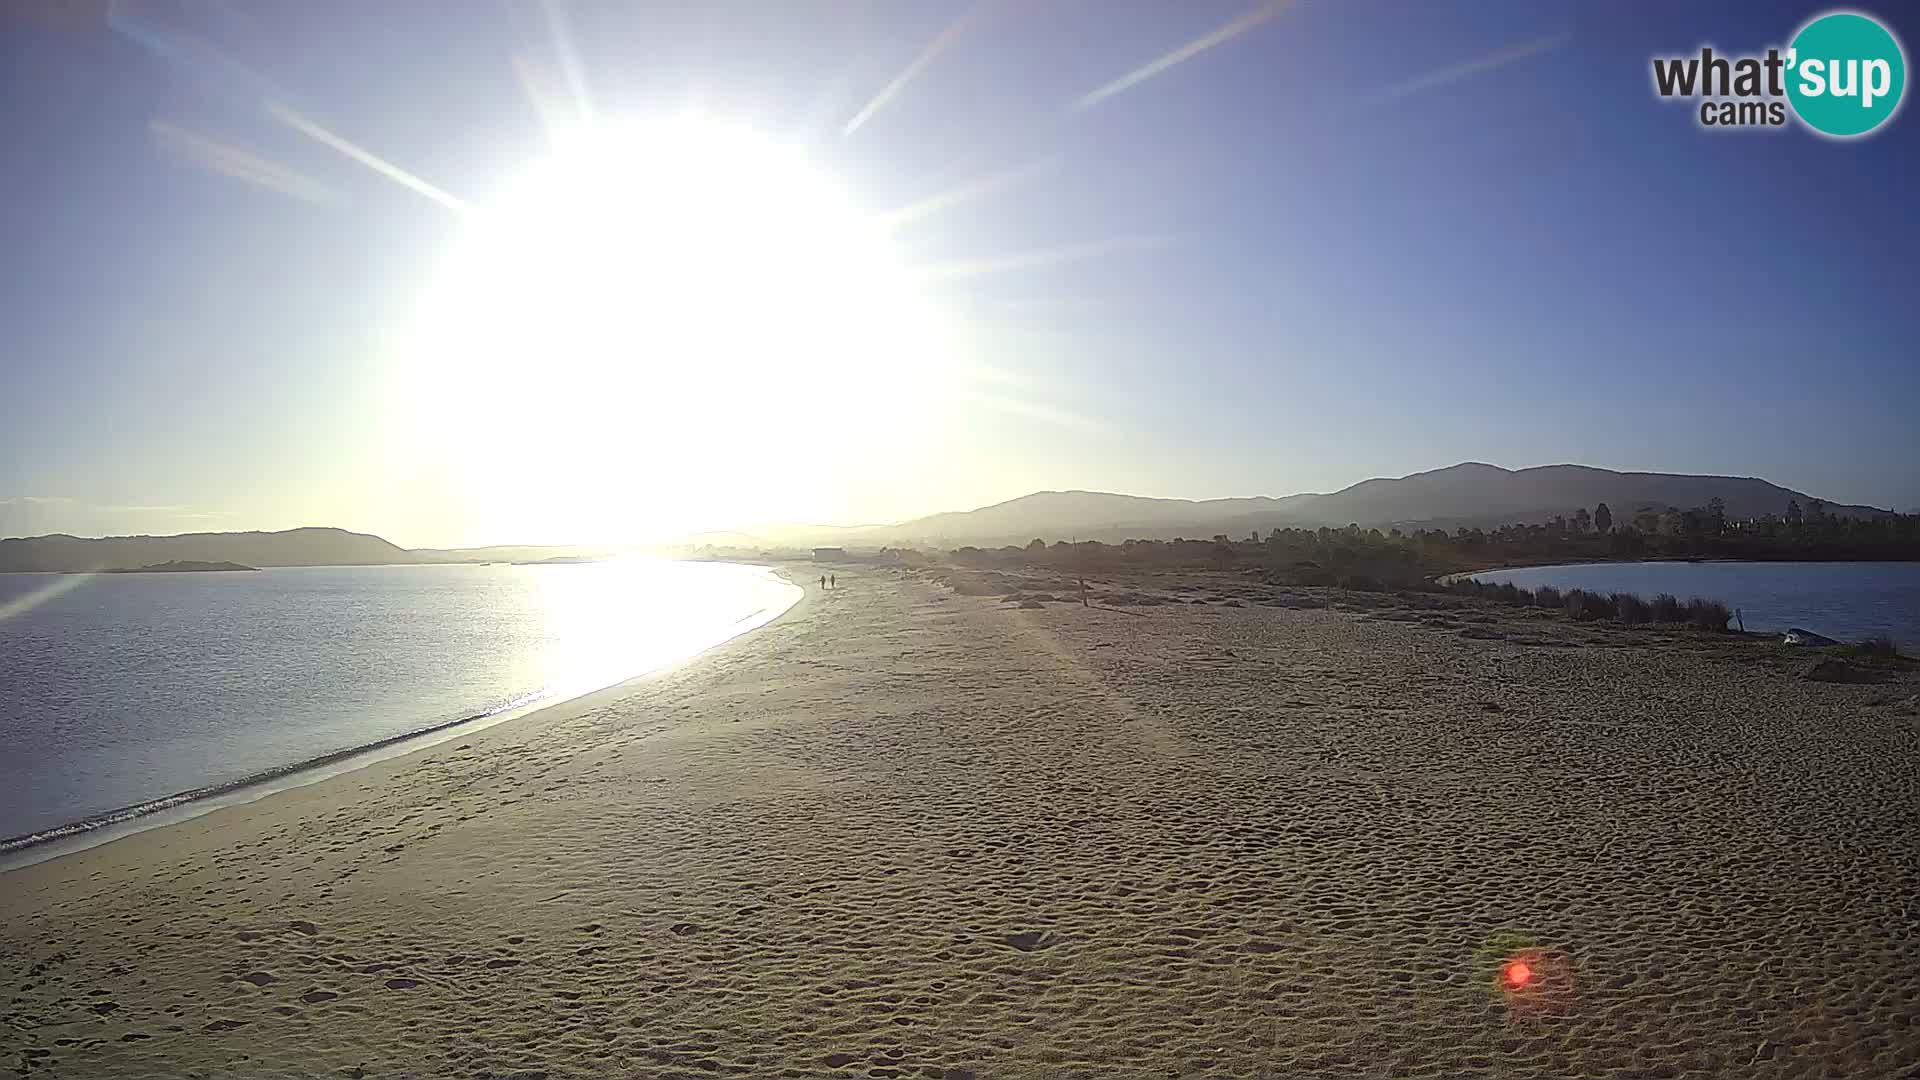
top-left (3, 567), bottom-right (1918, 1079)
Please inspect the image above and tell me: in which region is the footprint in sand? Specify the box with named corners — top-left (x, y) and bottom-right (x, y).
top-left (239, 972), bottom-right (277, 986)
top-left (384, 978), bottom-right (419, 990)
top-left (300, 990), bottom-right (338, 1004)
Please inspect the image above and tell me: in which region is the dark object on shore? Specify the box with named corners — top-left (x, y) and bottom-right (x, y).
top-left (1784, 628), bottom-right (1841, 647)
top-left (1845, 635), bottom-right (1902, 659)
top-left (101, 560), bottom-right (258, 574)
top-left (1802, 658), bottom-right (1883, 684)
top-left (1801, 636), bottom-right (1912, 682)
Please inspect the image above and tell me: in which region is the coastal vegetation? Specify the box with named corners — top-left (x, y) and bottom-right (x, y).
top-left (1442, 580), bottom-right (1732, 630)
top-left (912, 502), bottom-right (1920, 636)
top-left (1825, 635), bottom-right (1911, 665)
top-left (936, 502), bottom-right (1919, 589)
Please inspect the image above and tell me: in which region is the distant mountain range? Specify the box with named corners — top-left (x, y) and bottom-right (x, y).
top-left (854, 463), bottom-right (1889, 547)
top-left (0, 464), bottom-right (1891, 571)
top-left (0, 527), bottom-right (416, 574)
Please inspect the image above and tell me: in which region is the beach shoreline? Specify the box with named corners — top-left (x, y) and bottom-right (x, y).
top-left (3, 566), bottom-right (1916, 1078)
top-left (0, 564), bottom-right (804, 871)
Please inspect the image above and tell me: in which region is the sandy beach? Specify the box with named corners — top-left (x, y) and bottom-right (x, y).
top-left (3, 566), bottom-right (1918, 1079)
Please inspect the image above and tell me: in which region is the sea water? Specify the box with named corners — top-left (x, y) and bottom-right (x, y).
top-left (0, 560), bottom-right (798, 850)
top-left (1470, 560), bottom-right (1919, 647)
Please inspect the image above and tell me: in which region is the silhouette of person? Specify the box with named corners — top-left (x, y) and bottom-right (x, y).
top-left (830, 574), bottom-right (836, 589)
top-left (819, 575), bottom-right (826, 590)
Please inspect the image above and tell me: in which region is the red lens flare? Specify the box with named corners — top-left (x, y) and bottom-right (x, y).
top-left (1504, 960), bottom-right (1534, 988)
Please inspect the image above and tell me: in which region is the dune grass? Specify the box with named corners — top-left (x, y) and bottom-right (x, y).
top-left (1824, 636), bottom-right (1914, 669)
top-left (1446, 578), bottom-right (1730, 630)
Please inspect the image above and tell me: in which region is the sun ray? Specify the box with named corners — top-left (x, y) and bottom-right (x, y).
top-left (0, 573), bottom-right (91, 625)
top-left (958, 388), bottom-right (1101, 432)
top-left (843, 1), bottom-right (991, 137)
top-left (1073, 0), bottom-right (1292, 112)
top-left (542, 0), bottom-right (597, 124)
top-left (1353, 32), bottom-right (1572, 107)
top-left (106, 0), bottom-right (285, 104)
top-left (911, 233), bottom-right (1175, 282)
top-left (267, 103), bottom-right (469, 214)
top-left (513, 52), bottom-right (579, 148)
top-left (968, 293), bottom-right (1111, 319)
top-left (150, 120), bottom-right (337, 204)
top-left (877, 156), bottom-right (1058, 230)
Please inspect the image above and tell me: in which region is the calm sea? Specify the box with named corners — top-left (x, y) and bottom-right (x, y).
top-left (0, 561), bottom-right (798, 850)
top-left (1470, 561), bottom-right (1920, 647)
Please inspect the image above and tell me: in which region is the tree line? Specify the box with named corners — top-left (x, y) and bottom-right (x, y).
top-left (936, 500), bottom-right (1919, 590)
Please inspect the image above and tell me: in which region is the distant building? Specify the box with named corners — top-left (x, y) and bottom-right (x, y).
top-left (812, 547), bottom-right (847, 561)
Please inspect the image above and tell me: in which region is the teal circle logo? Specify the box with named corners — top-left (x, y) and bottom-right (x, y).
top-left (1787, 11), bottom-right (1907, 137)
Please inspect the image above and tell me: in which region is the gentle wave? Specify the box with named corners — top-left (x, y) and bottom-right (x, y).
top-left (0, 687), bottom-right (553, 854)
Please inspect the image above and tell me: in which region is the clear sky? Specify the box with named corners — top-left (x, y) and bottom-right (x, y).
top-left (4, 0), bottom-right (1917, 547)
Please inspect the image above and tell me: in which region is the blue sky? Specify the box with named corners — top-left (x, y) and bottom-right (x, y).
top-left (3, 0), bottom-right (1916, 546)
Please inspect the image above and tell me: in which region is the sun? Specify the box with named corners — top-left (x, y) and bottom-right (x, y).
top-left (391, 115), bottom-right (953, 541)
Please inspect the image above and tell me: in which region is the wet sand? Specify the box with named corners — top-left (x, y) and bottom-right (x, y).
top-left (3, 567), bottom-right (1918, 1078)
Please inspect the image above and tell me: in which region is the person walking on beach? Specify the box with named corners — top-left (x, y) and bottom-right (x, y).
top-left (830, 574), bottom-right (836, 590)
top-left (819, 574), bottom-right (826, 590)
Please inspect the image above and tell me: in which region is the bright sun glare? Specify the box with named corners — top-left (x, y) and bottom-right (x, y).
top-left (396, 116), bottom-right (952, 541)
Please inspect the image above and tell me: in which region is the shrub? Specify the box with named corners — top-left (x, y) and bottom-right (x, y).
top-left (1852, 635), bottom-right (1901, 658)
top-left (1534, 585), bottom-right (1562, 609)
top-left (1447, 579), bottom-right (1542, 608)
top-left (1564, 589), bottom-right (1616, 621)
top-left (1649, 593), bottom-right (1684, 623)
top-left (1291, 563), bottom-right (1337, 586)
top-left (1612, 592), bottom-right (1651, 624)
top-left (1449, 579), bottom-right (1490, 601)
top-left (1686, 597), bottom-right (1731, 631)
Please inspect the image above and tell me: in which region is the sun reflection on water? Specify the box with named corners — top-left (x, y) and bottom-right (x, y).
top-left (526, 560), bottom-right (797, 703)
